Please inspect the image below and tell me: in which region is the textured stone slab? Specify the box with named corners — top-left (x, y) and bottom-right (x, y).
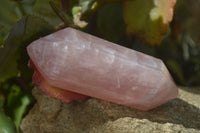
top-left (27, 27), bottom-right (178, 110)
top-left (20, 87), bottom-right (200, 133)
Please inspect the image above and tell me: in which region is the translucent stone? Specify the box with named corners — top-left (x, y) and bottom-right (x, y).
top-left (27, 27), bottom-right (178, 111)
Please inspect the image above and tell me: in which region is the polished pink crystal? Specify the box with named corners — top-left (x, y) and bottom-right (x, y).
top-left (27, 27), bottom-right (178, 111)
top-left (28, 59), bottom-right (89, 102)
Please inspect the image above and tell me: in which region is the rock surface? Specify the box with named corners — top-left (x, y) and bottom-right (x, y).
top-left (21, 87), bottom-right (200, 133)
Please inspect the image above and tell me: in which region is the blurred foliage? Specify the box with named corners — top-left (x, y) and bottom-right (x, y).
top-left (0, 16), bottom-right (55, 82)
top-left (1, 82), bottom-right (34, 132)
top-left (96, 2), bottom-right (125, 42)
top-left (0, 0), bottom-right (200, 132)
top-left (0, 0), bottom-right (35, 47)
top-left (33, 0), bottom-right (61, 26)
top-left (123, 0), bottom-right (176, 45)
top-left (0, 108), bottom-right (16, 133)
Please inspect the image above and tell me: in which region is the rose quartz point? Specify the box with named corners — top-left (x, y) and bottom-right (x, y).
top-left (27, 27), bottom-right (178, 111)
top-left (29, 60), bottom-right (89, 102)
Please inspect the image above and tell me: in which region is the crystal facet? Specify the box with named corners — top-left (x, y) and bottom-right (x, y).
top-left (27, 27), bottom-right (178, 111)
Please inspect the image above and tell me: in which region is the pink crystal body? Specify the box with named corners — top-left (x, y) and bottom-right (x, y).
top-left (28, 60), bottom-right (89, 102)
top-left (27, 27), bottom-right (178, 111)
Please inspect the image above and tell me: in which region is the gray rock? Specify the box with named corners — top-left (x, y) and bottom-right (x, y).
top-left (21, 87), bottom-right (200, 133)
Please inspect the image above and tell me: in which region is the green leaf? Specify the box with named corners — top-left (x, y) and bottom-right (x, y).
top-left (0, 0), bottom-right (35, 47)
top-left (18, 0), bottom-right (35, 15)
top-left (0, 0), bottom-right (20, 26)
top-left (0, 108), bottom-right (17, 133)
top-left (14, 95), bottom-right (32, 132)
top-left (97, 3), bottom-right (125, 42)
top-left (0, 15), bottom-right (55, 82)
top-left (6, 85), bottom-right (33, 132)
top-left (123, 0), bottom-right (176, 45)
top-left (33, 0), bottom-right (61, 26)
top-left (0, 0), bottom-right (21, 46)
